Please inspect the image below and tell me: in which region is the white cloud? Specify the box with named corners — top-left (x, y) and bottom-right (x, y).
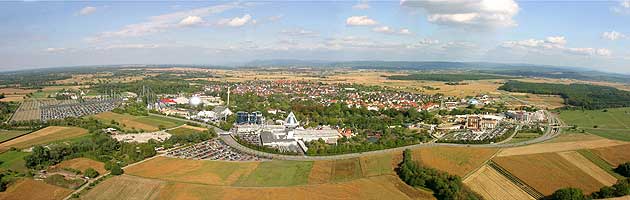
top-left (346, 16), bottom-right (378, 26)
top-left (373, 26), bottom-right (394, 33)
top-left (44, 47), bottom-right (68, 53)
top-left (281, 29), bottom-right (319, 37)
top-left (372, 26), bottom-right (412, 35)
top-left (353, 1), bottom-right (370, 10)
top-left (502, 36), bottom-right (611, 57)
top-left (178, 16), bottom-right (204, 26)
top-left (217, 14), bottom-right (253, 27)
top-left (78, 6), bottom-right (97, 16)
top-left (87, 3), bottom-right (241, 42)
top-left (268, 15), bottom-right (283, 22)
top-left (399, 29), bottom-right (412, 35)
top-left (101, 44), bottom-right (160, 50)
top-left (401, 0), bottom-right (519, 29)
top-left (623, 0), bottom-right (630, 8)
top-left (602, 31), bottom-right (626, 40)
top-left (546, 36), bottom-right (566, 45)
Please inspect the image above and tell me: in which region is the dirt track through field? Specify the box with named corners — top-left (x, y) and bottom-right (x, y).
top-left (464, 165), bottom-right (534, 200)
top-left (497, 139), bottom-right (628, 157)
top-left (557, 151), bottom-right (617, 186)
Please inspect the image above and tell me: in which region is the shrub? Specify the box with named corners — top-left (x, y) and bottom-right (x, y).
top-left (615, 162), bottom-right (630, 177)
top-left (84, 168), bottom-right (99, 178)
top-left (110, 165), bottom-right (124, 175)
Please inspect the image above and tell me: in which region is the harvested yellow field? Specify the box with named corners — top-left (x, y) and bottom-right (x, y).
top-left (591, 144), bottom-right (630, 166)
top-left (412, 146), bottom-right (498, 177)
top-left (497, 139), bottom-right (627, 157)
top-left (0, 178), bottom-right (72, 200)
top-left (155, 175), bottom-right (434, 200)
top-left (94, 112), bottom-right (157, 131)
top-left (494, 153), bottom-right (607, 195)
top-left (125, 156), bottom-right (259, 186)
top-left (0, 95), bottom-right (25, 102)
top-left (0, 126), bottom-right (88, 151)
top-left (464, 165), bottom-right (534, 200)
top-left (79, 175), bottom-right (164, 200)
top-left (0, 88), bottom-right (36, 95)
top-left (53, 158), bottom-right (107, 174)
top-left (558, 151), bottom-right (617, 186)
top-left (359, 153), bottom-right (395, 177)
top-left (178, 124), bottom-right (207, 131)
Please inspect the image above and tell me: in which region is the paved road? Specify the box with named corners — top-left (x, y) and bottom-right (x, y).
top-left (151, 112), bottom-right (565, 161)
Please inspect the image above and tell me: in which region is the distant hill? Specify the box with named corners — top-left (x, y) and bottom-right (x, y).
top-left (241, 60), bottom-right (630, 83)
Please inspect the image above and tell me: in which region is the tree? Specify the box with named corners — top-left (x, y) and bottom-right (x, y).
top-left (110, 165), bottom-right (124, 175)
top-left (84, 168), bottom-right (99, 178)
top-left (551, 188), bottom-right (586, 200)
top-left (615, 162), bottom-right (630, 177)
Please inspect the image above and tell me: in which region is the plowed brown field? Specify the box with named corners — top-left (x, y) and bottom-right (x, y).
top-left (412, 146), bottom-right (497, 177)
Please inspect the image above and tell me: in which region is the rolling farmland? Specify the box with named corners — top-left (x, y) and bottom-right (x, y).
top-left (560, 108), bottom-right (630, 141)
top-left (0, 126), bottom-right (88, 151)
top-left (0, 178), bottom-right (73, 200)
top-left (412, 146), bottom-right (498, 177)
top-left (493, 152), bottom-right (609, 195)
top-left (463, 165), bottom-right (535, 200)
top-left (591, 144), bottom-right (630, 166)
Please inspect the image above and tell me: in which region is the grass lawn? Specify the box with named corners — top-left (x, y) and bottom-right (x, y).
top-left (234, 160), bottom-right (313, 187)
top-left (331, 158), bottom-right (363, 182)
top-left (359, 154), bottom-right (393, 177)
top-left (0, 151), bottom-right (30, 173)
top-left (94, 112), bottom-right (183, 132)
top-left (560, 108), bottom-right (630, 141)
top-left (577, 149), bottom-right (625, 180)
top-left (0, 130), bottom-right (30, 143)
top-left (507, 132), bottom-right (542, 144)
top-left (166, 126), bottom-right (203, 136)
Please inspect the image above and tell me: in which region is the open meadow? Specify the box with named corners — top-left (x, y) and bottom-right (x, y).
top-left (0, 130), bottom-right (30, 143)
top-left (166, 125), bottom-right (207, 136)
top-left (560, 108), bottom-right (630, 141)
top-left (0, 151), bottom-right (29, 173)
top-left (94, 112), bottom-right (182, 132)
top-left (0, 126), bottom-right (88, 151)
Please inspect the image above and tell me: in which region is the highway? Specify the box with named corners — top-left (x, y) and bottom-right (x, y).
top-left (151, 111), bottom-right (566, 161)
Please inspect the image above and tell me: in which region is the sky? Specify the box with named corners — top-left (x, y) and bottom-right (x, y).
top-left (1, 0), bottom-right (630, 73)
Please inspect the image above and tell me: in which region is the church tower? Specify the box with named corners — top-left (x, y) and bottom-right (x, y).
top-left (284, 112), bottom-right (299, 129)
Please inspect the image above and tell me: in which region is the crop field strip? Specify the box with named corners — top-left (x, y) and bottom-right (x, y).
top-left (463, 165), bottom-right (535, 200)
top-left (0, 126), bottom-right (88, 151)
top-left (493, 153), bottom-right (608, 195)
top-left (487, 161), bottom-right (543, 199)
top-left (590, 143), bottom-right (630, 166)
top-left (576, 149), bottom-right (625, 179)
top-left (557, 151), bottom-right (617, 186)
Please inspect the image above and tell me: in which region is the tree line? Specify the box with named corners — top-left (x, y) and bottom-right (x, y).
top-left (499, 81), bottom-right (630, 109)
top-left (397, 149), bottom-right (481, 200)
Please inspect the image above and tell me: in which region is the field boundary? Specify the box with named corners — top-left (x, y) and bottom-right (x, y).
top-left (488, 160), bottom-right (544, 199)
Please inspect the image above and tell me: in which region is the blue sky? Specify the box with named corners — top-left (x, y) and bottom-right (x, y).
top-left (1, 0), bottom-right (629, 73)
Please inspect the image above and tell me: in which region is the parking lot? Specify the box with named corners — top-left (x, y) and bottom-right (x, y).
top-left (166, 139), bottom-right (263, 161)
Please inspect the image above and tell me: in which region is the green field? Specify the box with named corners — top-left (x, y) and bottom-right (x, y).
top-left (94, 112), bottom-right (183, 132)
top-left (134, 116), bottom-right (183, 129)
top-left (577, 149), bottom-right (625, 180)
top-left (0, 151), bottom-right (30, 172)
top-left (360, 154), bottom-right (393, 177)
top-left (0, 130), bottom-right (30, 143)
top-left (507, 132), bottom-right (542, 144)
top-left (166, 127), bottom-right (203, 136)
top-left (234, 160), bottom-right (313, 187)
top-left (332, 158), bottom-right (364, 182)
top-left (559, 108), bottom-right (630, 141)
